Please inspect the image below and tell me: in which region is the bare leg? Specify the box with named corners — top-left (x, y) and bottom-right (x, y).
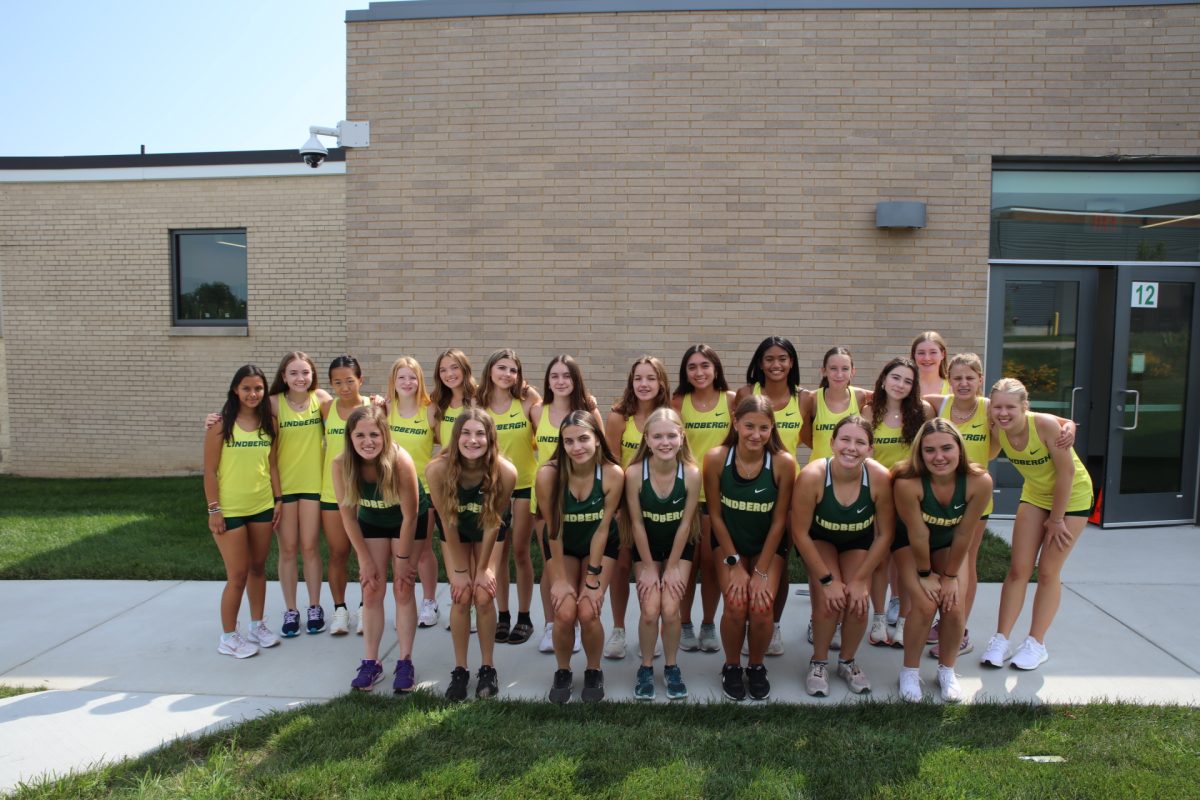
top-left (213, 526), bottom-right (250, 632)
top-left (995, 503), bottom-right (1044, 639)
top-left (245, 521), bottom-right (274, 621)
top-left (322, 508), bottom-right (351, 606)
top-left (297, 499), bottom-right (323, 607)
top-left (276, 503), bottom-right (300, 611)
top-left (1028, 517), bottom-right (1086, 642)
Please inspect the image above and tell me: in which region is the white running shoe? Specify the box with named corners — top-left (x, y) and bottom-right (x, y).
top-left (1010, 636), bottom-right (1049, 670)
top-left (604, 627), bottom-right (627, 659)
top-left (699, 623), bottom-right (720, 652)
top-left (837, 660), bottom-right (871, 694)
top-left (898, 667), bottom-right (922, 702)
top-left (330, 606), bottom-right (351, 636)
top-left (806, 661), bottom-right (829, 697)
top-left (245, 620), bottom-right (279, 649)
top-left (355, 604), bottom-right (364, 636)
top-left (938, 665), bottom-right (962, 702)
top-left (680, 622), bottom-right (699, 652)
top-left (980, 633), bottom-right (1009, 668)
top-left (868, 615), bottom-right (891, 647)
top-left (891, 617), bottom-right (906, 649)
top-left (885, 596), bottom-right (901, 626)
top-left (538, 622), bottom-right (555, 653)
top-left (573, 625), bottom-right (581, 653)
top-left (418, 599), bottom-right (439, 628)
top-left (767, 623), bottom-right (784, 656)
top-left (218, 630), bottom-right (258, 659)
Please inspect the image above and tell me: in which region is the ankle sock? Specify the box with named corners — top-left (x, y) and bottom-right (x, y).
top-left (498, 611), bottom-right (511, 625)
top-left (517, 611), bottom-right (532, 627)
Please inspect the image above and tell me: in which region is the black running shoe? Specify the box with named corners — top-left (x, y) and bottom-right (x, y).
top-left (721, 663), bottom-right (746, 702)
top-left (476, 665), bottom-right (499, 699)
top-left (746, 663), bottom-right (770, 700)
top-left (549, 668), bottom-right (573, 704)
top-left (445, 667), bottom-right (470, 702)
top-left (581, 668), bottom-right (605, 703)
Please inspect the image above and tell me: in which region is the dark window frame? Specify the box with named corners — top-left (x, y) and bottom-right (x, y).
top-left (170, 228), bottom-right (248, 327)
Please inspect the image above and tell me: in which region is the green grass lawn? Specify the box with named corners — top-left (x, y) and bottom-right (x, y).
top-left (0, 685), bottom-right (45, 699)
top-left (10, 694), bottom-right (1198, 799)
top-left (0, 476), bottom-right (1015, 583)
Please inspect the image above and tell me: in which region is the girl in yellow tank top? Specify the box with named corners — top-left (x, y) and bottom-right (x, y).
top-left (431, 348), bottom-right (477, 453)
top-left (386, 356), bottom-right (441, 625)
top-left (319, 355), bottom-right (373, 634)
top-left (912, 331), bottom-right (953, 398)
top-left (733, 335), bottom-right (809, 651)
top-left (269, 351), bottom-right (332, 637)
top-left (860, 357), bottom-right (937, 637)
top-left (605, 355), bottom-right (673, 651)
top-left (203, 364), bottom-right (281, 657)
top-left (671, 344), bottom-right (736, 649)
top-left (984, 378), bottom-right (1093, 670)
top-left (479, 349), bottom-right (543, 644)
top-left (802, 346), bottom-right (871, 462)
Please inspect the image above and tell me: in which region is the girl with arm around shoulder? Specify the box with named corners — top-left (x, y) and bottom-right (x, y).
top-left (979, 378), bottom-right (1092, 672)
top-left (203, 364), bottom-right (283, 658)
top-left (790, 415), bottom-right (894, 697)
top-left (333, 406), bottom-right (421, 692)
top-left (425, 408), bottom-right (517, 701)
top-left (536, 411), bottom-right (625, 704)
top-left (891, 419), bottom-right (991, 702)
top-left (624, 407), bottom-right (702, 700)
top-left (706, 395), bottom-right (797, 702)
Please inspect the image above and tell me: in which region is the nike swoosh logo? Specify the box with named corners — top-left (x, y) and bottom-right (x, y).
top-left (754, 487), bottom-right (769, 494)
top-left (1030, 448), bottom-right (1041, 455)
top-left (784, 411), bottom-right (797, 417)
top-left (509, 412), bottom-right (520, 418)
top-left (672, 497), bottom-right (683, 505)
top-left (714, 412), bottom-right (725, 418)
top-left (953, 503), bottom-right (965, 510)
top-left (855, 506), bottom-right (868, 514)
top-left (969, 423), bottom-right (983, 429)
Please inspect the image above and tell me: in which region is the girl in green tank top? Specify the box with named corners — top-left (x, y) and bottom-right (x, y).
top-left (203, 364), bottom-right (281, 659)
top-left (536, 410), bottom-right (624, 704)
top-left (333, 405), bottom-right (421, 693)
top-left (604, 355), bottom-right (672, 662)
top-left (981, 378), bottom-right (1092, 674)
top-left (425, 406), bottom-right (517, 701)
top-left (891, 419), bottom-right (992, 701)
top-left (623, 408), bottom-right (702, 698)
top-left (791, 414), bottom-right (894, 698)
top-left (705, 395), bottom-right (796, 701)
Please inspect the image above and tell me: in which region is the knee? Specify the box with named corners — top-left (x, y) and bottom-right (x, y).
top-left (941, 605), bottom-right (965, 627)
top-left (1006, 563), bottom-right (1033, 583)
top-left (811, 602), bottom-right (837, 622)
top-left (910, 594), bottom-right (937, 620)
top-left (277, 540), bottom-right (298, 559)
top-left (749, 604), bottom-right (772, 624)
top-left (723, 604), bottom-right (747, 625)
top-left (226, 568), bottom-right (249, 589)
top-left (554, 602), bottom-right (577, 628)
top-left (395, 583), bottom-right (416, 607)
top-left (473, 588), bottom-right (494, 610)
top-left (246, 560), bottom-right (266, 578)
top-left (640, 597), bottom-right (662, 623)
top-left (363, 583), bottom-right (386, 606)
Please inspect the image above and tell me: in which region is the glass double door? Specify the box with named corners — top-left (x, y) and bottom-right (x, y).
top-left (986, 264), bottom-right (1200, 527)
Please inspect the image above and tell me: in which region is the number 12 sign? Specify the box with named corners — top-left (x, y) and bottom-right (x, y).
top-left (1132, 282), bottom-right (1159, 309)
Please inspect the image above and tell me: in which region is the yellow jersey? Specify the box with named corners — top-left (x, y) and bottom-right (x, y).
top-left (489, 397), bottom-right (536, 491)
top-left (620, 414), bottom-right (643, 469)
top-left (870, 419), bottom-right (911, 470)
top-left (997, 413), bottom-right (1093, 513)
top-left (753, 384), bottom-right (803, 457)
top-left (276, 392), bottom-right (323, 495)
top-left (389, 403), bottom-right (434, 490)
top-left (321, 397), bottom-right (370, 504)
top-left (218, 423), bottom-right (274, 517)
top-left (939, 397), bottom-right (993, 515)
top-left (682, 392), bottom-right (730, 502)
top-left (811, 387), bottom-right (861, 461)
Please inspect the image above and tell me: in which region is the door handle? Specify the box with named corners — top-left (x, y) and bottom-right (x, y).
top-left (1069, 386), bottom-right (1083, 422)
top-left (1118, 389), bottom-right (1140, 431)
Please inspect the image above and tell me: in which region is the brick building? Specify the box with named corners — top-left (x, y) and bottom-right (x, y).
top-left (1, 0), bottom-right (1198, 526)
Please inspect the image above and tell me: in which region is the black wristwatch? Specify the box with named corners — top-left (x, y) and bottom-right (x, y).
top-left (818, 573), bottom-right (833, 586)
top-left (586, 564), bottom-right (602, 576)
top-left (723, 554), bottom-right (740, 567)
top-left (917, 569), bottom-right (932, 578)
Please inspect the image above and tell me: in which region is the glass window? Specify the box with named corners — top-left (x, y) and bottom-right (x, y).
top-left (991, 170), bottom-right (1200, 262)
top-left (173, 230), bottom-right (247, 325)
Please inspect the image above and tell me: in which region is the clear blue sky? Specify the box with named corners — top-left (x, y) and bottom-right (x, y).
top-left (3, 1), bottom-right (362, 156)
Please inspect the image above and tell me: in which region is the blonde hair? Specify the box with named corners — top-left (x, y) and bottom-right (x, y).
top-left (891, 418), bottom-right (986, 481)
top-left (947, 353), bottom-right (984, 395)
top-left (340, 406), bottom-right (400, 508)
top-left (431, 407), bottom-right (505, 535)
top-left (989, 377), bottom-right (1029, 409)
top-left (387, 356), bottom-right (431, 410)
top-left (625, 407), bottom-right (700, 545)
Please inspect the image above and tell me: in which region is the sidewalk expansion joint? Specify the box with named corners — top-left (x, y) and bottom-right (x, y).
top-left (0, 581), bottom-right (185, 678)
top-left (1064, 584), bottom-right (1200, 676)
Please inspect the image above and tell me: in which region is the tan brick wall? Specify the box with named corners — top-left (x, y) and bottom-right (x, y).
top-left (0, 174), bottom-right (346, 476)
top-left (345, 4), bottom-right (1200, 407)
top-left (0, 338), bottom-right (9, 469)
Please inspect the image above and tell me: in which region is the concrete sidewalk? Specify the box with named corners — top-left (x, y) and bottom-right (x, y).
top-left (3, 522), bottom-right (1198, 792)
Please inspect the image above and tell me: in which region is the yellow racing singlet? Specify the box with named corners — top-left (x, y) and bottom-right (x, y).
top-left (753, 384), bottom-right (803, 457)
top-left (489, 397), bottom-right (536, 491)
top-left (811, 387), bottom-right (860, 461)
top-left (870, 419), bottom-right (911, 470)
top-left (620, 415), bottom-right (643, 469)
top-left (682, 392), bottom-right (730, 502)
top-left (438, 403), bottom-right (464, 449)
top-left (219, 423), bottom-right (274, 517)
top-left (940, 397), bottom-right (993, 515)
top-left (997, 413), bottom-right (1093, 513)
top-left (276, 392), bottom-right (323, 495)
top-left (531, 405), bottom-right (563, 514)
top-left (389, 403), bottom-right (434, 490)
top-left (321, 397), bottom-right (370, 504)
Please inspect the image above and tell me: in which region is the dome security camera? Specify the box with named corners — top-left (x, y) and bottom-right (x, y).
top-left (300, 134), bottom-right (327, 169)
